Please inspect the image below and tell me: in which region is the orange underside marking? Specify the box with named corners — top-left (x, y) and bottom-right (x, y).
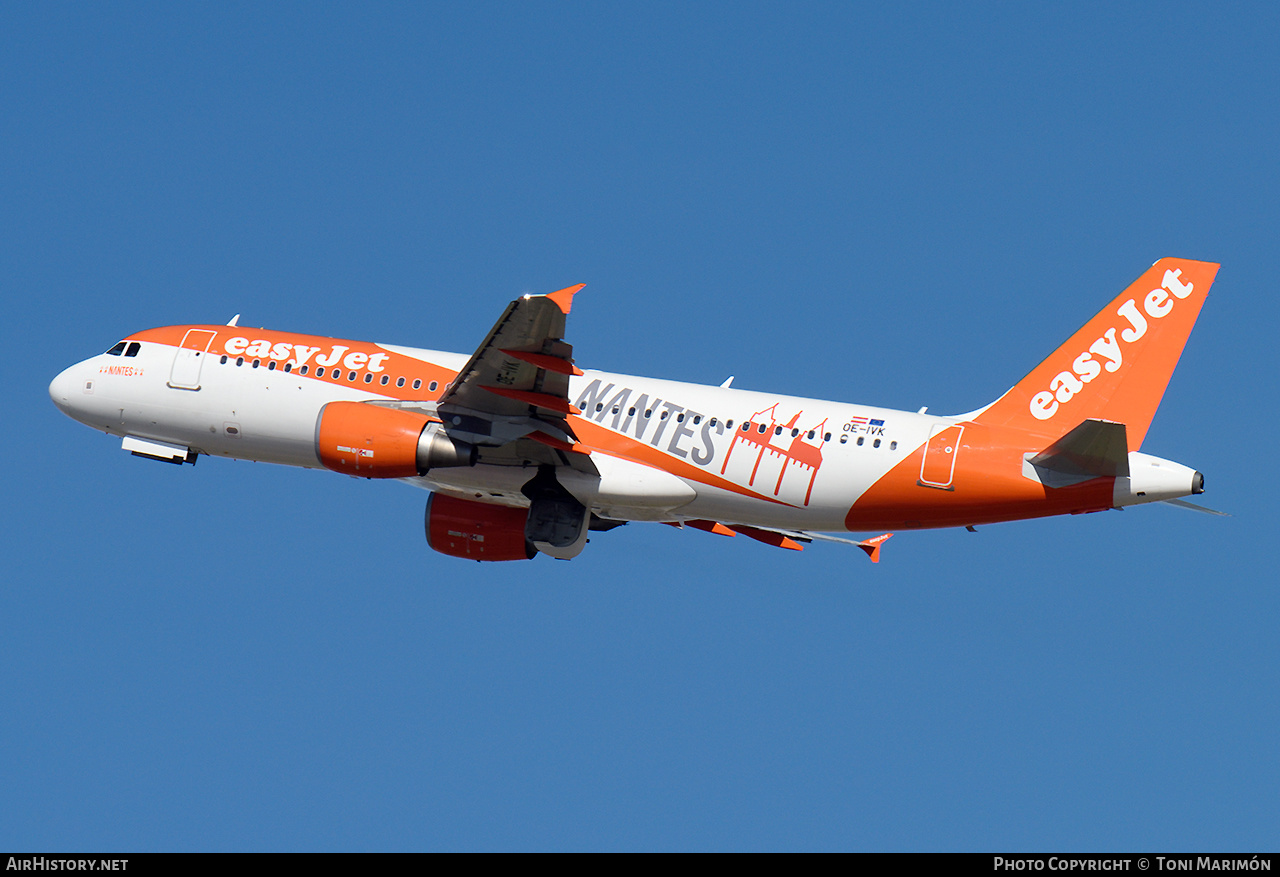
top-left (571, 418), bottom-right (797, 507)
top-left (846, 421), bottom-right (1115, 531)
top-left (500, 349), bottom-right (583, 376)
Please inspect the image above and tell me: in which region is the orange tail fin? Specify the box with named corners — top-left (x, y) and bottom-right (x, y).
top-left (974, 258), bottom-right (1219, 450)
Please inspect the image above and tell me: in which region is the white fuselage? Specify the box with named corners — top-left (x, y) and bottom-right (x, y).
top-left (50, 334), bottom-right (941, 532)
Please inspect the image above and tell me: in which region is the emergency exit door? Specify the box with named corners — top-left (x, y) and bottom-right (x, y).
top-left (919, 424), bottom-right (964, 490)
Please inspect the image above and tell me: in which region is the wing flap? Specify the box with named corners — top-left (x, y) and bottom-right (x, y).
top-left (673, 518), bottom-right (893, 561)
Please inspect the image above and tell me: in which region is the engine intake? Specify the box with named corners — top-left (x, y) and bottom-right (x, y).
top-left (316, 401), bottom-right (476, 478)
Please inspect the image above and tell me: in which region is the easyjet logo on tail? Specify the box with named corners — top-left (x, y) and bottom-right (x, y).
top-left (1030, 268), bottom-right (1195, 421)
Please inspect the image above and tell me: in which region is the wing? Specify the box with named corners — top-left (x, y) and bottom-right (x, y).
top-left (398, 284), bottom-right (596, 474)
top-left (668, 519), bottom-right (894, 562)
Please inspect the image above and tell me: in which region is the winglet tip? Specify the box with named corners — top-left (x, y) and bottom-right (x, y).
top-left (546, 283), bottom-right (585, 315)
top-left (858, 533), bottom-right (893, 563)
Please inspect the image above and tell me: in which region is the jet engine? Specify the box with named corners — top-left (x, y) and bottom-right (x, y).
top-left (424, 493), bottom-right (537, 561)
top-left (316, 401), bottom-right (476, 478)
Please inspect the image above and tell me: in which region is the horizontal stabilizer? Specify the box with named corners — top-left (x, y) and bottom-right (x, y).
top-left (1027, 419), bottom-right (1129, 488)
top-left (1161, 498), bottom-right (1230, 517)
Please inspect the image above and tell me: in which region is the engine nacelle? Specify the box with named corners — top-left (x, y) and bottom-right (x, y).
top-left (316, 401), bottom-right (476, 478)
top-left (424, 493), bottom-right (537, 561)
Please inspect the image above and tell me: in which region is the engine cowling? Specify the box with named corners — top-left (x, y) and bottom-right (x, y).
top-left (316, 401), bottom-right (476, 478)
top-left (425, 493), bottom-right (537, 561)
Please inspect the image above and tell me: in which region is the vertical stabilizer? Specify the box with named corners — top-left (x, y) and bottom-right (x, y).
top-left (975, 258), bottom-right (1218, 450)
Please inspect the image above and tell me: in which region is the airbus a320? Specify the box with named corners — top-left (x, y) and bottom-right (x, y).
top-left (50, 258), bottom-right (1221, 562)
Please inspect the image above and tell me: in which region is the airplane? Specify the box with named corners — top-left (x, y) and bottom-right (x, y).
top-left (49, 258), bottom-right (1221, 562)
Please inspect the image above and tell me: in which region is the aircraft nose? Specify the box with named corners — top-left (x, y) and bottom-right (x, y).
top-left (49, 365), bottom-right (81, 417)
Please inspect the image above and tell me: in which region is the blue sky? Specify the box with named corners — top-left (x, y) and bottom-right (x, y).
top-left (4, 3), bottom-right (1277, 851)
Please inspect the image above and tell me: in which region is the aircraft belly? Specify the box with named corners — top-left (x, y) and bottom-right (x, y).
top-left (676, 484), bottom-right (855, 532)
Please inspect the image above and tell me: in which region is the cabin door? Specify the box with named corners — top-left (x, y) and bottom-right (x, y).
top-left (168, 329), bottom-right (217, 390)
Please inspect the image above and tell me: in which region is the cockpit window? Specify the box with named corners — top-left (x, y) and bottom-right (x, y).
top-left (106, 342), bottom-right (126, 356)
top-left (124, 342), bottom-right (141, 357)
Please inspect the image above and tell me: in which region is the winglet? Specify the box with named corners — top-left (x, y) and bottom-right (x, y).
top-left (857, 533), bottom-right (893, 563)
top-left (545, 283), bottom-right (585, 315)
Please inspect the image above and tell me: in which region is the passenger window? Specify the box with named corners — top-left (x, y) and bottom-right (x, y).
top-left (791, 428), bottom-right (799, 437)
top-left (660, 410), bottom-right (669, 419)
top-left (890, 441), bottom-right (898, 450)
top-left (823, 432), bottom-right (832, 442)
top-left (693, 416), bottom-right (701, 425)
top-left (236, 357), bottom-right (245, 366)
top-left (252, 359), bottom-right (260, 368)
top-left (774, 426), bottom-right (782, 435)
top-left (106, 342), bottom-right (126, 356)
top-left (857, 436), bottom-right (864, 446)
top-left (429, 381), bottom-right (438, 391)
top-left (628, 407), bottom-right (636, 417)
top-left (268, 361), bottom-right (277, 371)
top-left (676, 413), bottom-right (684, 422)
top-left (840, 435), bottom-right (848, 444)
top-left (299, 365), bottom-right (308, 375)
top-left (413, 379), bottom-right (422, 390)
top-left (220, 355), bottom-right (228, 364)
top-left (348, 371), bottom-right (356, 381)
top-left (364, 373), bottom-right (372, 383)
top-left (873, 439), bottom-right (881, 448)
top-left (807, 430), bottom-right (814, 439)
top-left (380, 375), bottom-right (389, 385)
top-left (125, 342), bottom-right (141, 357)
top-left (284, 362), bottom-right (292, 373)
top-left (757, 424), bottom-right (766, 434)
top-left (725, 420), bottom-right (734, 429)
